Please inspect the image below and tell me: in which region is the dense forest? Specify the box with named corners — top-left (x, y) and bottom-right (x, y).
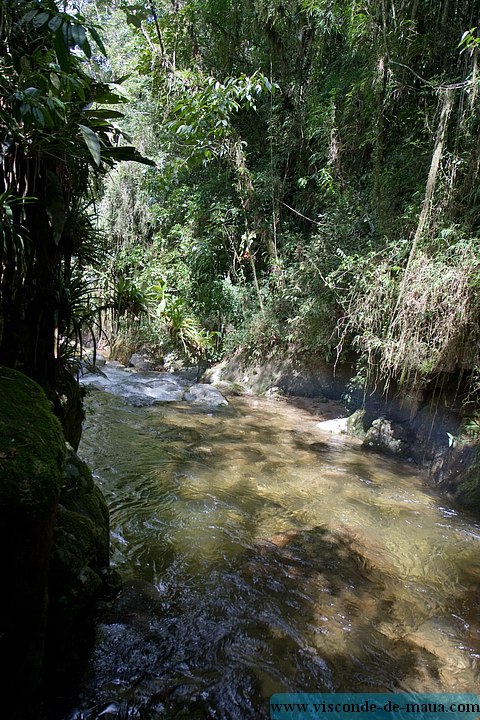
top-left (2, 0), bottom-right (480, 414)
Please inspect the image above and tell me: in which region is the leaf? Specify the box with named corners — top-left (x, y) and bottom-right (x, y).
top-left (50, 71), bottom-right (61, 90)
top-left (20, 55), bottom-right (31, 73)
top-left (32, 107), bottom-right (45, 127)
top-left (89, 25), bottom-right (107, 55)
top-left (111, 74), bottom-right (131, 85)
top-left (20, 9), bottom-right (38, 25)
top-left (45, 170), bottom-right (66, 245)
top-left (106, 146), bottom-right (155, 166)
top-left (54, 28), bottom-right (70, 71)
top-left (48, 15), bottom-right (62, 32)
top-left (82, 38), bottom-right (92, 59)
top-left (92, 90), bottom-right (127, 105)
top-left (70, 23), bottom-right (87, 50)
top-left (32, 12), bottom-right (50, 28)
top-left (78, 124), bottom-right (101, 166)
top-left (84, 109), bottom-right (124, 120)
top-left (126, 13), bottom-right (142, 28)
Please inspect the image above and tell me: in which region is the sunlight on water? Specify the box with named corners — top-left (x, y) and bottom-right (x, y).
top-left (66, 386), bottom-right (480, 719)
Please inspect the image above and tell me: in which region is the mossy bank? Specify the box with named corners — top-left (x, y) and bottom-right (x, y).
top-left (0, 367), bottom-right (110, 719)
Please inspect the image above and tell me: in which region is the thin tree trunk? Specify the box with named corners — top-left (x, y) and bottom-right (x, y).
top-left (410, 88), bottom-right (453, 259)
top-left (391, 88), bottom-right (454, 320)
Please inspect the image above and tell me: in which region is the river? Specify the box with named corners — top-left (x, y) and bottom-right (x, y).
top-left (65, 368), bottom-right (480, 719)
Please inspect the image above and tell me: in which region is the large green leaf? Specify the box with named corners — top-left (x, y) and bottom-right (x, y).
top-left (54, 27), bottom-right (70, 71)
top-left (78, 124), bottom-right (101, 166)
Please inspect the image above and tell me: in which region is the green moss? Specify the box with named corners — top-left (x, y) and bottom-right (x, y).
top-left (346, 409), bottom-right (368, 440)
top-left (53, 509), bottom-right (99, 574)
top-left (0, 366), bottom-right (66, 515)
top-left (455, 462), bottom-right (480, 512)
top-left (58, 449), bottom-right (109, 568)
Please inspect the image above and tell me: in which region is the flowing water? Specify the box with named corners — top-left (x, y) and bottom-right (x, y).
top-left (66, 371), bottom-right (480, 719)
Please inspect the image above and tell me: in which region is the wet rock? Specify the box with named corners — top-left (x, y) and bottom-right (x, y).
top-left (106, 359), bottom-right (125, 368)
top-left (264, 385), bottom-right (284, 398)
top-left (435, 444), bottom-right (480, 512)
top-left (210, 379), bottom-right (249, 397)
top-left (183, 384), bottom-right (228, 407)
top-left (54, 366), bottom-right (85, 451)
top-left (84, 351), bottom-right (106, 368)
top-left (129, 352), bottom-right (156, 372)
top-left (363, 417), bottom-right (413, 456)
top-left (128, 347), bottom-right (165, 372)
top-left (107, 579), bottom-right (164, 628)
top-left (142, 381), bottom-right (185, 402)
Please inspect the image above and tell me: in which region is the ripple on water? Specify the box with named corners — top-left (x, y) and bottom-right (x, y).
top-left (63, 387), bottom-right (480, 719)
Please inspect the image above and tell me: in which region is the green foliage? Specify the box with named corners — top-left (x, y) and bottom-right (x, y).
top-left (167, 71), bottom-right (277, 162)
top-left (82, 0), bottom-right (480, 405)
top-left (0, 0), bottom-right (153, 403)
top-left (330, 231), bottom-right (480, 388)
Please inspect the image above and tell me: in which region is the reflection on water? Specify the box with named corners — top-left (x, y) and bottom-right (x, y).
top-left (67, 388), bottom-right (480, 719)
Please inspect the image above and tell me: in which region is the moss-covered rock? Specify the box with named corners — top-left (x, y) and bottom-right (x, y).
top-left (363, 417), bottom-right (414, 456)
top-left (0, 365), bottom-right (66, 513)
top-left (46, 448), bottom-right (110, 690)
top-left (0, 366), bottom-right (66, 719)
top-left (442, 444), bottom-right (480, 513)
top-left (346, 409), bottom-right (369, 439)
top-left (58, 448), bottom-right (109, 569)
top-left (455, 465), bottom-right (480, 511)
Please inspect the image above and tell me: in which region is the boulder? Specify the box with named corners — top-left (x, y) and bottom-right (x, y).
top-left (454, 457), bottom-right (480, 512)
top-left (129, 352), bottom-right (156, 372)
top-left (183, 384), bottom-right (228, 407)
top-left (316, 417), bottom-right (348, 433)
top-left (129, 349), bottom-right (164, 372)
top-left (346, 409), bottom-right (369, 439)
top-left (363, 417), bottom-right (413, 456)
top-left (0, 366), bottom-right (66, 718)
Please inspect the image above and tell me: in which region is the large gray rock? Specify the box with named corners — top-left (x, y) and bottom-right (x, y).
top-left (183, 384), bottom-right (228, 407)
top-left (363, 417), bottom-right (413, 456)
top-left (346, 409), bottom-right (369, 439)
top-left (129, 352), bottom-right (156, 371)
top-left (81, 365), bottom-right (228, 408)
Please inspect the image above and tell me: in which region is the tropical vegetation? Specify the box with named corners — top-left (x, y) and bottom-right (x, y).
top-left (2, 0), bottom-right (480, 421)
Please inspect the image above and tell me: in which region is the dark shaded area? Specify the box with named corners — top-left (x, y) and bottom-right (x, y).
top-left (0, 368), bottom-right (66, 720)
top-left (45, 449), bottom-right (112, 717)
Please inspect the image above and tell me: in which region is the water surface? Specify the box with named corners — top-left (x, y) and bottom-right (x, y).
top-left (68, 381), bottom-right (480, 718)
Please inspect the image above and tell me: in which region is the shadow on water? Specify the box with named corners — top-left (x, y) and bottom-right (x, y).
top-left (64, 526), bottom-right (465, 720)
top-left (58, 387), bottom-right (480, 720)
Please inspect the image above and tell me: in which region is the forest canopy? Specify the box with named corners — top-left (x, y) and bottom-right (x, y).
top-left (1, 0), bottom-right (480, 405)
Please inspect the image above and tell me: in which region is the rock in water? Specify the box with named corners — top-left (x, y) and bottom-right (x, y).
top-left (183, 384), bottom-right (228, 407)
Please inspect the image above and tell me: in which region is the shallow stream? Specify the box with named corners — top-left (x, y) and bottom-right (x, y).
top-left (66, 370), bottom-right (480, 718)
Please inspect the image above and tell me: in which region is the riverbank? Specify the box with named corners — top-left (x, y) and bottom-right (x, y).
top-left (201, 348), bottom-right (480, 515)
